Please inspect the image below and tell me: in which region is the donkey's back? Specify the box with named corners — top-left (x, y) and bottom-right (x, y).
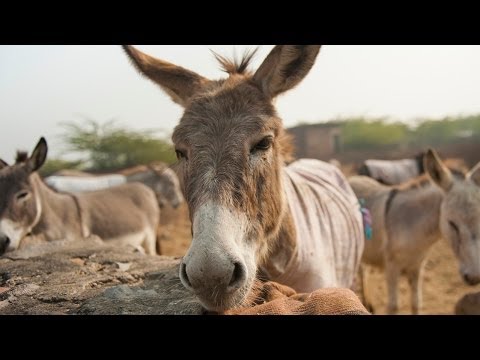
top-left (279, 159), bottom-right (364, 290)
top-left (77, 182), bottom-right (160, 254)
top-left (45, 174), bottom-right (126, 193)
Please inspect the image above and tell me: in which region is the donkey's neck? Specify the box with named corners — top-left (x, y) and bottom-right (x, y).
top-left (258, 167), bottom-right (297, 280)
top-left (390, 183), bottom-right (444, 246)
top-left (126, 170), bottom-right (155, 186)
top-left (29, 173), bottom-right (84, 241)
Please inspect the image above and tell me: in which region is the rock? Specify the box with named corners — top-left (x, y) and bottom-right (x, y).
top-left (455, 291), bottom-right (480, 315)
top-left (0, 238), bottom-right (202, 315)
top-left (115, 262), bottom-right (131, 272)
top-left (70, 258), bottom-right (86, 266)
top-left (76, 267), bottom-right (204, 315)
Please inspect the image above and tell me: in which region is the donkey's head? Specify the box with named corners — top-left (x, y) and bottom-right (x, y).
top-left (150, 163), bottom-right (184, 209)
top-left (123, 45), bottom-right (321, 311)
top-left (0, 138), bottom-right (48, 255)
top-left (425, 149), bottom-right (480, 285)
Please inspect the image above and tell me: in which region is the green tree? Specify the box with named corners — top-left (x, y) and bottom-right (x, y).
top-left (338, 117), bottom-right (410, 150)
top-left (60, 119), bottom-right (176, 172)
top-left (413, 115), bottom-right (480, 145)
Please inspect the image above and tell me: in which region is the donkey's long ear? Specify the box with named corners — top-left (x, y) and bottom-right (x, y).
top-left (467, 162), bottom-right (480, 187)
top-left (122, 45), bottom-right (207, 107)
top-left (0, 159), bottom-right (9, 170)
top-left (27, 137), bottom-right (48, 172)
top-left (424, 148), bottom-right (453, 192)
top-left (253, 45), bottom-right (321, 99)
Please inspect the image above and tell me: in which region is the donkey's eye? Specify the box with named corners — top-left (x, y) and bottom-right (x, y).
top-left (16, 191), bottom-right (30, 201)
top-left (175, 149), bottom-right (188, 161)
top-left (251, 136), bottom-right (273, 153)
top-left (449, 220), bottom-right (460, 235)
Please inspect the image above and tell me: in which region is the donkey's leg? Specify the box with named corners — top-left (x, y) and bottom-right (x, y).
top-left (142, 229), bottom-right (157, 255)
top-left (407, 262), bottom-right (425, 315)
top-left (155, 222), bottom-right (162, 255)
top-left (359, 264), bottom-right (375, 313)
top-left (385, 261), bottom-right (400, 314)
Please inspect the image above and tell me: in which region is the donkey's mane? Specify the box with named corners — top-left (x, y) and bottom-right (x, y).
top-left (394, 164), bottom-right (468, 193)
top-left (212, 48), bottom-right (259, 75)
top-left (15, 151), bottom-right (29, 164)
top-left (394, 174), bottom-right (432, 192)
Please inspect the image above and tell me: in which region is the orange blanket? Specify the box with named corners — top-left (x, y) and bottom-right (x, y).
top-left (222, 281), bottom-right (370, 315)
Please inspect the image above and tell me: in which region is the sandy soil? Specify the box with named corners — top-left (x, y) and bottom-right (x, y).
top-left (359, 239), bottom-right (480, 314)
top-left (158, 202), bottom-right (480, 315)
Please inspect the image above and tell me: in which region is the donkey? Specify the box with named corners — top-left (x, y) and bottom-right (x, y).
top-left (358, 152), bottom-right (425, 185)
top-left (47, 162), bottom-right (184, 209)
top-left (358, 152), bottom-right (468, 185)
top-left (122, 45), bottom-right (364, 312)
top-left (0, 138), bottom-right (160, 256)
top-left (349, 149), bottom-right (480, 314)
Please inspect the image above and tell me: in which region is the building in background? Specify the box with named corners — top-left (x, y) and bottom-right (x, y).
top-left (287, 123), bottom-right (342, 160)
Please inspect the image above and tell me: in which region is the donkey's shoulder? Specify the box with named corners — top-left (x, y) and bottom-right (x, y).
top-left (286, 158), bottom-right (350, 193)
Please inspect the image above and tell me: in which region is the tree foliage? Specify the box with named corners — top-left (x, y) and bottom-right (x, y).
top-left (315, 114), bottom-right (480, 151)
top-left (338, 117), bottom-right (411, 150)
top-left (59, 119), bottom-right (176, 172)
top-left (413, 114), bottom-right (480, 145)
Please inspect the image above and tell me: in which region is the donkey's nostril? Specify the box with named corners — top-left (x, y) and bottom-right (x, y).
top-left (0, 236), bottom-right (9, 246)
top-left (0, 236), bottom-right (9, 255)
top-left (463, 273), bottom-right (479, 286)
top-left (228, 262), bottom-right (246, 290)
top-left (180, 262), bottom-right (192, 289)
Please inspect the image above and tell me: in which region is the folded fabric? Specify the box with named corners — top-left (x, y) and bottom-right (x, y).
top-left (222, 280), bottom-right (370, 315)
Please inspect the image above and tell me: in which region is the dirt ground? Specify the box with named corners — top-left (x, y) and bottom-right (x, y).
top-left (157, 203), bottom-right (192, 258)
top-left (158, 202), bottom-right (480, 315)
top-left (360, 240), bottom-right (480, 314)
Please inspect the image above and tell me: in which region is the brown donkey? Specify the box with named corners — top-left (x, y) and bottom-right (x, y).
top-left (0, 138), bottom-right (160, 256)
top-left (123, 45), bottom-right (364, 312)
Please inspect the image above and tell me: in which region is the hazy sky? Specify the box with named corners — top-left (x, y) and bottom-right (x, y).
top-left (1, 45), bottom-right (480, 162)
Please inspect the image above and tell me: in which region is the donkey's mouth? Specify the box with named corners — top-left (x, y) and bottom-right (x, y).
top-left (463, 273), bottom-right (480, 286)
top-left (193, 281), bottom-right (253, 313)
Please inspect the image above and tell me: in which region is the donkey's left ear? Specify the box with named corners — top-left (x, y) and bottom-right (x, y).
top-left (467, 162), bottom-right (480, 187)
top-left (424, 148), bottom-right (453, 192)
top-left (122, 45), bottom-right (207, 107)
top-left (0, 159), bottom-right (9, 169)
top-left (28, 137), bottom-right (48, 172)
top-left (253, 45), bottom-right (321, 99)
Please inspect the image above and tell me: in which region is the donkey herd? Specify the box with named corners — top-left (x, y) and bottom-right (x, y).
top-left (1, 45), bottom-right (479, 314)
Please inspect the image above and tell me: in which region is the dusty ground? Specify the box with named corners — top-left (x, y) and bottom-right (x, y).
top-left (360, 240), bottom-right (480, 314)
top-left (157, 203), bottom-right (192, 257)
top-left (158, 202), bottom-right (480, 315)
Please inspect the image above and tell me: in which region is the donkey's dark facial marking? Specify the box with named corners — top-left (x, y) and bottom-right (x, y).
top-left (123, 45), bottom-right (321, 311)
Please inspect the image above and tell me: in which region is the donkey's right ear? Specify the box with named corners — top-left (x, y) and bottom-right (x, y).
top-left (424, 148), bottom-right (453, 192)
top-left (122, 45), bottom-right (207, 107)
top-left (27, 137), bottom-right (48, 172)
top-left (253, 45), bottom-right (321, 99)
top-left (0, 159), bottom-right (9, 169)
